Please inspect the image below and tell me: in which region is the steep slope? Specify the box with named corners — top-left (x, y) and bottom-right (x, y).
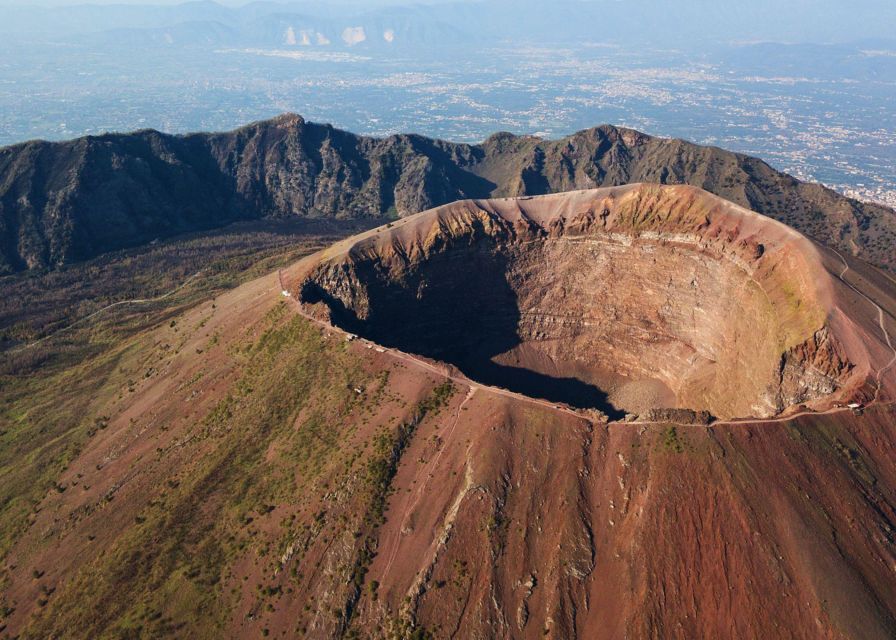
top-left (2, 188), bottom-right (896, 638)
top-left (1, 114), bottom-right (894, 274)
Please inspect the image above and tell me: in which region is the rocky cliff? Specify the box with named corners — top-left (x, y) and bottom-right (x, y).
top-left (1, 114), bottom-right (894, 274)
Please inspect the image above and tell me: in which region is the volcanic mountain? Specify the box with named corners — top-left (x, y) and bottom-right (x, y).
top-left (2, 114), bottom-right (895, 275)
top-left (3, 185), bottom-right (895, 639)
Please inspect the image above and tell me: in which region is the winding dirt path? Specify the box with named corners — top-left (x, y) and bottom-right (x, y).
top-left (832, 249), bottom-right (896, 400)
top-left (11, 270), bottom-right (206, 352)
top-left (378, 385), bottom-right (477, 584)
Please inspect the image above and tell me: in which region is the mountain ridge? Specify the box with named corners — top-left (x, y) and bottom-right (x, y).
top-left (1, 113), bottom-right (894, 274)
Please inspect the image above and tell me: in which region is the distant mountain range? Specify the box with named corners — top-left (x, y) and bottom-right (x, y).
top-left (2, 1), bottom-right (896, 48)
top-left (1, 113), bottom-right (894, 275)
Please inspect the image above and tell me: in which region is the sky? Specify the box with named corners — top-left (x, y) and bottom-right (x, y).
top-left (0, 0), bottom-right (458, 5)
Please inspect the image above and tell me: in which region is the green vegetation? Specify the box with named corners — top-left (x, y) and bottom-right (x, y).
top-left (2, 243), bottom-right (457, 639)
top-left (0, 218), bottom-right (376, 637)
top-left (662, 426), bottom-right (684, 453)
top-left (20, 306), bottom-right (364, 638)
top-left (343, 381), bottom-right (455, 633)
top-left (0, 334), bottom-right (137, 560)
top-left (0, 223), bottom-right (358, 572)
top-left (381, 619), bottom-right (434, 640)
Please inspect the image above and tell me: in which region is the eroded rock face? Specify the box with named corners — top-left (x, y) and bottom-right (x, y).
top-left (300, 185), bottom-right (859, 419)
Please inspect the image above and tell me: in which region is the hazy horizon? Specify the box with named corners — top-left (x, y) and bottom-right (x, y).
top-left (0, 0), bottom-right (894, 207)
top-left (0, 0), bottom-right (460, 6)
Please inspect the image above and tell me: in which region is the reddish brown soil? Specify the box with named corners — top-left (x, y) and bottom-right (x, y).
top-left (2, 187), bottom-right (896, 639)
top-left (353, 398), bottom-right (896, 640)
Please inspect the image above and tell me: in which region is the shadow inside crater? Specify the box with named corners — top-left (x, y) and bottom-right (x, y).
top-left (302, 239), bottom-right (625, 419)
top-left (456, 356), bottom-right (625, 420)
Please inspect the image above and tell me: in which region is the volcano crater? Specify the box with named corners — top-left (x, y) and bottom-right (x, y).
top-left (299, 185), bottom-right (860, 420)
